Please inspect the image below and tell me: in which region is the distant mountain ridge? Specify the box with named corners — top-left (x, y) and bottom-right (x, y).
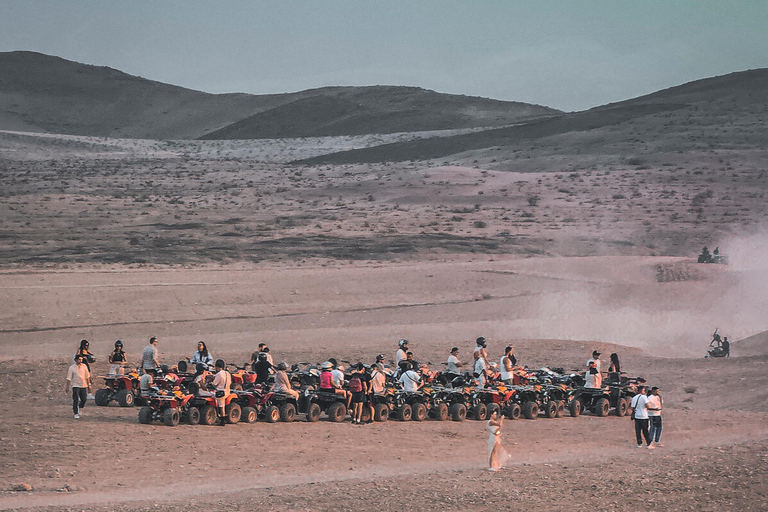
top-left (0, 51), bottom-right (559, 140)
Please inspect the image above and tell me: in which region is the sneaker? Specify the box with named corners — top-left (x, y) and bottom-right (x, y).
top-left (87, 393), bottom-right (95, 400)
top-left (655, 443), bottom-right (664, 447)
top-left (488, 467), bottom-right (498, 472)
top-left (636, 444), bottom-right (643, 448)
top-left (74, 414), bottom-right (80, 419)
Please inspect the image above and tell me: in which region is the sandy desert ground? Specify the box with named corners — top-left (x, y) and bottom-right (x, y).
top-left (1, 255), bottom-right (767, 511)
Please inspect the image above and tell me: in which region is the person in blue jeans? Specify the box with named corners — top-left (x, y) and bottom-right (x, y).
top-left (647, 386), bottom-right (663, 448)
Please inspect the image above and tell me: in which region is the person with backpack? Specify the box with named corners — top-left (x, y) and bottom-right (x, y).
top-left (348, 363), bottom-right (368, 425)
top-left (399, 362), bottom-right (423, 393)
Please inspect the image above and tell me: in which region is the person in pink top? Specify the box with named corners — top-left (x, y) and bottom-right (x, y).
top-left (65, 355), bottom-right (91, 419)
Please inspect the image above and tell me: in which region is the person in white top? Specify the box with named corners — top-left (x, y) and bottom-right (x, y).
top-left (586, 350), bottom-right (602, 388)
top-left (647, 386), bottom-right (663, 448)
top-left (630, 387), bottom-right (652, 448)
top-left (65, 355), bottom-right (91, 419)
top-left (446, 347), bottom-right (463, 376)
top-left (212, 359), bottom-right (231, 426)
top-left (332, 363), bottom-right (351, 409)
top-left (500, 346), bottom-right (515, 385)
top-left (395, 339), bottom-right (409, 365)
top-left (399, 363), bottom-right (422, 393)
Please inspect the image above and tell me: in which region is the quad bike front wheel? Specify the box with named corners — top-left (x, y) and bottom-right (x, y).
top-left (544, 400), bottom-right (558, 418)
top-left (472, 403), bottom-right (488, 421)
top-left (449, 403), bottom-right (466, 421)
top-left (433, 403), bottom-right (449, 421)
top-left (94, 388), bottom-right (111, 407)
top-left (200, 405), bottom-right (218, 425)
top-left (412, 402), bottom-right (427, 421)
top-left (373, 403), bottom-right (389, 422)
top-left (225, 403), bottom-right (241, 424)
top-left (163, 408), bottom-right (180, 427)
top-left (326, 402), bottom-right (347, 422)
top-left (615, 397), bottom-right (629, 417)
top-left (138, 406), bottom-right (153, 424)
top-left (306, 403), bottom-right (322, 422)
top-left (522, 401), bottom-right (539, 420)
top-left (265, 405), bottom-right (280, 423)
top-left (186, 406), bottom-right (201, 425)
top-left (117, 389), bottom-right (134, 407)
top-left (279, 403), bottom-right (296, 422)
top-left (241, 406), bottom-right (258, 424)
top-left (568, 399), bottom-right (581, 418)
top-left (397, 403), bottom-right (412, 421)
top-left (360, 406), bottom-right (372, 423)
top-left (486, 403), bottom-right (500, 419)
top-left (556, 400), bottom-right (566, 418)
top-left (594, 397), bottom-right (610, 417)
top-left (505, 403), bottom-right (521, 420)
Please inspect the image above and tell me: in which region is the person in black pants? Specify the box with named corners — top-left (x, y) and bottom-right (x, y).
top-left (630, 386), bottom-right (653, 448)
top-left (65, 355), bottom-right (91, 419)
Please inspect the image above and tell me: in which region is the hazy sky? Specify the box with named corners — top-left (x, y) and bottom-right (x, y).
top-left (2, 1), bottom-right (767, 111)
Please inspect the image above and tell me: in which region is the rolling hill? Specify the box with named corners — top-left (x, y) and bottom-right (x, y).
top-left (0, 51), bottom-right (558, 140)
top-left (295, 68), bottom-right (768, 165)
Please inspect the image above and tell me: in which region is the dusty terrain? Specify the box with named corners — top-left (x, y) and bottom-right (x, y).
top-left (1, 257), bottom-right (767, 511)
top-left (1, 57), bottom-right (768, 511)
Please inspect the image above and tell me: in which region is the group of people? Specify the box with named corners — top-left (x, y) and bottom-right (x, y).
top-left (629, 385), bottom-right (664, 449)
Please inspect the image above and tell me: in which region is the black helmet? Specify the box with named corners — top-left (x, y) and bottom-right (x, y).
top-left (195, 363), bottom-right (206, 374)
top-left (114, 340), bottom-right (123, 348)
top-left (476, 336), bottom-right (487, 347)
top-left (398, 339), bottom-right (409, 348)
top-left (160, 364), bottom-right (171, 374)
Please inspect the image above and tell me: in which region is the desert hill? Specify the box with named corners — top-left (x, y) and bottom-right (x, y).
top-left (0, 51), bottom-right (557, 140)
top-left (296, 68), bottom-right (768, 165)
top-left (733, 330), bottom-right (768, 357)
top-left (198, 85), bottom-right (558, 139)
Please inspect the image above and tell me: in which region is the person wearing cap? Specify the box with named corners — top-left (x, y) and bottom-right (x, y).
top-left (331, 363), bottom-right (351, 409)
top-left (395, 339), bottom-right (408, 365)
top-left (647, 387), bottom-right (663, 448)
top-left (141, 337), bottom-right (160, 372)
top-left (108, 340), bottom-right (128, 375)
top-left (272, 362), bottom-right (299, 400)
top-left (399, 362), bottom-right (423, 393)
top-left (65, 355), bottom-right (91, 419)
top-left (586, 350), bottom-right (602, 388)
top-left (499, 346), bottom-right (515, 385)
top-left (319, 361), bottom-right (348, 404)
top-left (630, 386), bottom-right (653, 448)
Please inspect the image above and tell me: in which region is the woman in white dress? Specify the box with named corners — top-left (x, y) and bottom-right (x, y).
top-left (487, 410), bottom-right (511, 471)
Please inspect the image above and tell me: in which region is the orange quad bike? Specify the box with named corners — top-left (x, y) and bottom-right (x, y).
top-left (188, 390), bottom-right (242, 425)
top-left (94, 368), bottom-right (141, 407)
top-left (137, 389), bottom-right (194, 427)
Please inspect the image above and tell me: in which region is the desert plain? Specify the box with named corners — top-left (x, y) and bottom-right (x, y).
top-left (1, 54), bottom-right (768, 511)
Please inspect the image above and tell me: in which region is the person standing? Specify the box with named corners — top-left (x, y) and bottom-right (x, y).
top-left (212, 359), bottom-right (231, 426)
top-left (395, 339), bottom-right (408, 365)
top-left (370, 363), bottom-right (387, 394)
top-left (630, 386), bottom-right (653, 448)
top-left (74, 339), bottom-right (96, 372)
top-left (587, 350), bottom-right (602, 388)
top-left (65, 355), bottom-right (91, 419)
top-left (141, 337), bottom-right (160, 372)
top-left (474, 337), bottom-right (489, 388)
top-left (647, 386), bottom-right (663, 448)
top-left (348, 363), bottom-right (367, 425)
top-left (487, 409), bottom-right (511, 471)
top-left (499, 346), bottom-right (515, 385)
top-left (608, 353), bottom-right (621, 382)
top-left (251, 352), bottom-right (273, 385)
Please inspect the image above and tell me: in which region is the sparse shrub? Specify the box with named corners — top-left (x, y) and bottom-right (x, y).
top-left (527, 196), bottom-right (540, 206)
top-left (473, 221), bottom-right (487, 228)
top-left (612, 194), bottom-right (626, 200)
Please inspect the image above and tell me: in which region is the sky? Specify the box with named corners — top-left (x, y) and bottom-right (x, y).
top-left (1, 1), bottom-right (767, 111)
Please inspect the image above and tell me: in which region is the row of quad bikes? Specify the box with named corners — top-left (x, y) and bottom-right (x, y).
top-left (95, 362), bottom-right (650, 427)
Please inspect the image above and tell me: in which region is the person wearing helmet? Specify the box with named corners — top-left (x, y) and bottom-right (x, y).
top-left (473, 337), bottom-right (489, 387)
top-left (272, 362), bottom-right (299, 400)
top-left (108, 340), bottom-right (128, 375)
top-left (189, 341), bottom-right (214, 370)
top-left (395, 339), bottom-right (408, 365)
